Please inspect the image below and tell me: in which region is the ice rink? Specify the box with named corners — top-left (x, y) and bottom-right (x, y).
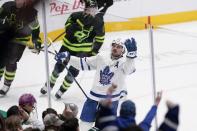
top-left (1, 21), bottom-right (197, 131)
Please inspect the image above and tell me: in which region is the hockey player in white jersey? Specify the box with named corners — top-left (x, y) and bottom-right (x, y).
top-left (55, 37), bottom-right (137, 130)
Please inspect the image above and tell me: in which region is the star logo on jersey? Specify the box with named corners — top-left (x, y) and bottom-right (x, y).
top-left (99, 66), bottom-right (114, 86)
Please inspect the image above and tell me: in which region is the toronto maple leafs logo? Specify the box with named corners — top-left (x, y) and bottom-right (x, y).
top-left (99, 66), bottom-right (114, 85)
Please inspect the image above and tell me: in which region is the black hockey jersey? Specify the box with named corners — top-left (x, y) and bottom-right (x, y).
top-left (62, 11), bottom-right (105, 57)
top-left (0, 1), bottom-right (40, 45)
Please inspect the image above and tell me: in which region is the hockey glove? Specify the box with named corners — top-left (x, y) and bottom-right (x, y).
top-left (55, 51), bottom-right (70, 65)
top-left (106, 0), bottom-right (113, 8)
top-left (32, 38), bottom-right (42, 54)
top-left (124, 38), bottom-right (137, 59)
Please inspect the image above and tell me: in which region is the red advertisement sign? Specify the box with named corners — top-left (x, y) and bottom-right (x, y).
top-left (49, 0), bottom-right (84, 16)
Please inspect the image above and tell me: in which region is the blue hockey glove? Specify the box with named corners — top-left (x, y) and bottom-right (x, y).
top-left (124, 38), bottom-right (137, 58)
top-left (55, 51), bottom-right (70, 65)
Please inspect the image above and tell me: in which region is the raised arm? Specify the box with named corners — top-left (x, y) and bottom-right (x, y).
top-left (139, 91), bottom-right (162, 130)
top-left (122, 38), bottom-right (137, 74)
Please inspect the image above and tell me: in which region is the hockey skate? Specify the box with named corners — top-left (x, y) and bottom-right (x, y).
top-left (55, 89), bottom-right (64, 99)
top-left (0, 85), bottom-right (10, 96)
top-left (40, 84), bottom-right (52, 95)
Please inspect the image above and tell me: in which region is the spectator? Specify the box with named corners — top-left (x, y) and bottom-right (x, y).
top-left (6, 105), bottom-right (29, 125)
top-left (0, 109), bottom-right (7, 119)
top-left (42, 108), bottom-right (58, 121)
top-left (93, 84), bottom-right (120, 131)
top-left (7, 105), bottom-right (21, 118)
top-left (116, 92), bottom-right (162, 131)
top-left (59, 117), bottom-right (79, 131)
top-left (5, 115), bottom-right (23, 131)
top-left (43, 113), bottom-right (64, 131)
top-left (0, 113), bottom-right (6, 131)
top-left (158, 100), bottom-right (179, 131)
top-left (19, 93), bottom-right (44, 130)
top-left (94, 84), bottom-right (162, 131)
top-left (95, 100), bottom-right (119, 131)
top-left (59, 103), bottom-right (78, 121)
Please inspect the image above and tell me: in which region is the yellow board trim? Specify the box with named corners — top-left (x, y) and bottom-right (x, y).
top-left (39, 10), bottom-right (197, 42)
top-left (106, 10), bottom-right (197, 32)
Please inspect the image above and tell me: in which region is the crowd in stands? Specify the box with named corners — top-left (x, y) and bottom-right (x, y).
top-left (0, 88), bottom-right (179, 131)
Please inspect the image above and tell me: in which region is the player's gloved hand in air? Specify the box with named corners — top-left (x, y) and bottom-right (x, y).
top-left (32, 38), bottom-right (42, 54)
top-left (124, 37), bottom-right (137, 59)
top-left (105, 0), bottom-right (113, 8)
top-left (55, 51), bottom-right (70, 65)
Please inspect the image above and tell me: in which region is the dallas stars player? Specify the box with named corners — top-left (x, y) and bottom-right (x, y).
top-left (40, 0), bottom-right (105, 99)
top-left (0, 0), bottom-right (41, 96)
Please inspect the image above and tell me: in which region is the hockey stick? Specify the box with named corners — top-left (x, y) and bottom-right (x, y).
top-left (45, 30), bottom-right (65, 49)
top-left (40, 31), bottom-right (65, 50)
top-left (36, 32), bottom-right (88, 98)
top-left (65, 65), bottom-right (88, 98)
top-left (51, 31), bottom-right (65, 43)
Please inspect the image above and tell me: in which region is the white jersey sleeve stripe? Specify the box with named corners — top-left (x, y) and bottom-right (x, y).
top-left (89, 90), bottom-right (127, 101)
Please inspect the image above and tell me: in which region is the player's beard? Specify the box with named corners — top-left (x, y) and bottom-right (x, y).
top-left (84, 7), bottom-right (98, 17)
top-left (111, 49), bottom-right (123, 60)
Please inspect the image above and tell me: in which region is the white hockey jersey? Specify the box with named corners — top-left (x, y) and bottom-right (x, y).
top-left (69, 52), bottom-right (136, 101)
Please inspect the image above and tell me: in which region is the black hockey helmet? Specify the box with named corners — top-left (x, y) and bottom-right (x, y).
top-left (85, 0), bottom-right (98, 8)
